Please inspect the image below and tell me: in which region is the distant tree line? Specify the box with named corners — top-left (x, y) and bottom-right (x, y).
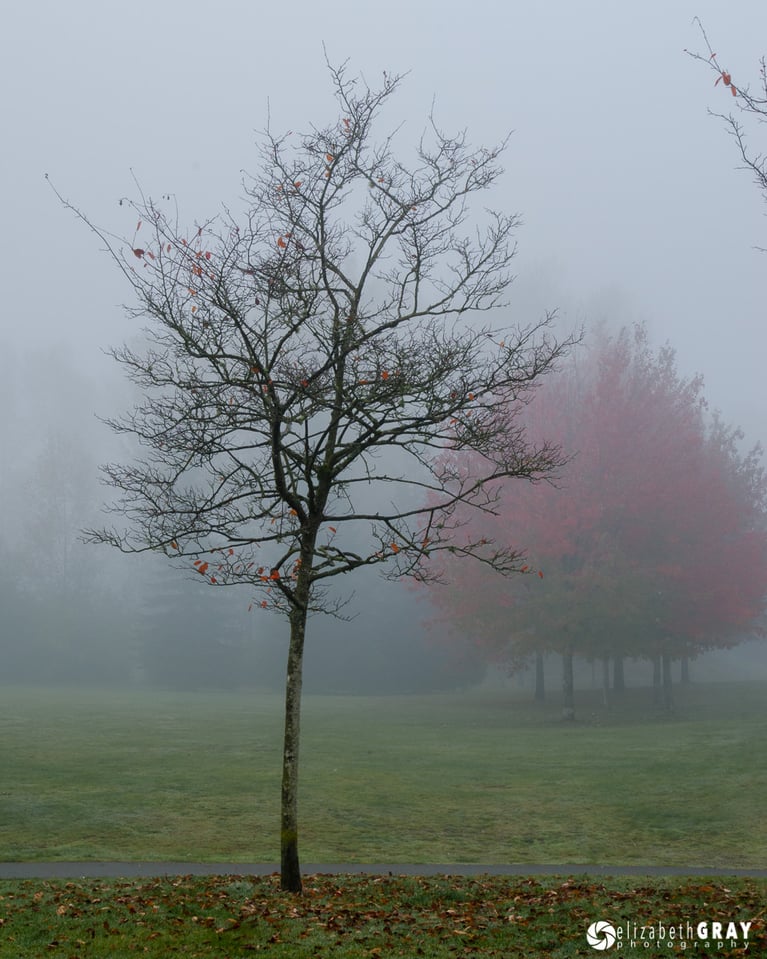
top-left (0, 345), bottom-right (478, 694)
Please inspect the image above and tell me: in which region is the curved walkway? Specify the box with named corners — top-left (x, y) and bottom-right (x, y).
top-left (1, 862), bottom-right (765, 879)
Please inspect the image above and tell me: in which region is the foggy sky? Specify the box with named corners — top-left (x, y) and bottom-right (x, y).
top-left (2, 0), bottom-right (765, 441)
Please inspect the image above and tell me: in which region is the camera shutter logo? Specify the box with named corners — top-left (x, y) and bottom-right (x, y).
top-left (587, 921), bottom-right (617, 950)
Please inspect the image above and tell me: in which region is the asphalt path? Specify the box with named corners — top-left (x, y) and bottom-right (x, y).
top-left (1, 862), bottom-right (766, 879)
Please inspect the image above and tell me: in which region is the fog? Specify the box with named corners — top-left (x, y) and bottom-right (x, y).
top-left (1, 0), bottom-right (766, 695)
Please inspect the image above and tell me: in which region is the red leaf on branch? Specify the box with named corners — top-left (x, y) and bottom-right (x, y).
top-left (132, 248), bottom-right (145, 258)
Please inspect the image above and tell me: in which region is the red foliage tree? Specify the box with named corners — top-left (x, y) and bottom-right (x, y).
top-left (425, 324), bottom-right (767, 716)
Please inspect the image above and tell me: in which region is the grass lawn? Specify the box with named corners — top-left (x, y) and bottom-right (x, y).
top-left (0, 680), bottom-right (765, 867)
top-left (0, 873), bottom-right (764, 958)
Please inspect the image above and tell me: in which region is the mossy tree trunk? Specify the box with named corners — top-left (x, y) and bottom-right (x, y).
top-left (280, 604), bottom-right (307, 893)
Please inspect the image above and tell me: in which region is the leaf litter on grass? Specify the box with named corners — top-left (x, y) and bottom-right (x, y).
top-left (0, 873), bottom-right (764, 958)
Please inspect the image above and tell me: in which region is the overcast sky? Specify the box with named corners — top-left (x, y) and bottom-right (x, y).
top-left (2, 0), bottom-right (765, 445)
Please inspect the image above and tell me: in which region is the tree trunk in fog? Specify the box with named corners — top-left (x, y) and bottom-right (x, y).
top-left (562, 649), bottom-right (575, 720)
top-left (281, 599), bottom-right (309, 893)
top-left (661, 652), bottom-right (674, 713)
top-left (613, 656), bottom-right (626, 692)
top-left (652, 655), bottom-right (662, 705)
top-left (534, 651), bottom-right (545, 702)
top-left (601, 657), bottom-right (610, 708)
top-left (680, 655), bottom-right (690, 685)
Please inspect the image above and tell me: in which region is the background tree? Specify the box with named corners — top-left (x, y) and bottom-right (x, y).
top-left (136, 557), bottom-right (251, 690)
top-left (687, 20), bottom-right (767, 208)
top-left (56, 65), bottom-right (573, 891)
top-left (426, 323), bottom-right (767, 717)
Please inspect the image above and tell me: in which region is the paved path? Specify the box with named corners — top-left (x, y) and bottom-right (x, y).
top-left (1, 862), bottom-right (766, 879)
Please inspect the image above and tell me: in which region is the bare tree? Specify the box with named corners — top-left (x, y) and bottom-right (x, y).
top-left (687, 19), bottom-right (767, 207)
top-left (53, 64), bottom-right (572, 892)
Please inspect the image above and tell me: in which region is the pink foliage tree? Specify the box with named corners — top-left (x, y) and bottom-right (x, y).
top-left (425, 324), bottom-right (767, 716)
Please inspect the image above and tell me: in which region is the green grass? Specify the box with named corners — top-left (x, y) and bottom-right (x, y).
top-left (0, 873), bottom-right (764, 957)
top-left (0, 681), bottom-right (766, 867)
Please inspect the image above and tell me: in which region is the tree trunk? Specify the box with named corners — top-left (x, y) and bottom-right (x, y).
top-left (652, 654), bottom-right (661, 705)
top-left (562, 649), bottom-right (575, 721)
top-left (680, 655), bottom-right (690, 685)
top-left (613, 655), bottom-right (625, 692)
top-left (534, 651), bottom-right (545, 702)
top-left (280, 602), bottom-right (308, 893)
top-left (661, 652), bottom-right (674, 714)
top-left (601, 657), bottom-right (610, 709)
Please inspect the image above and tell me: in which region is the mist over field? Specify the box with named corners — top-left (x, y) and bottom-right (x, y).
top-left (1, 0), bottom-right (766, 702)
